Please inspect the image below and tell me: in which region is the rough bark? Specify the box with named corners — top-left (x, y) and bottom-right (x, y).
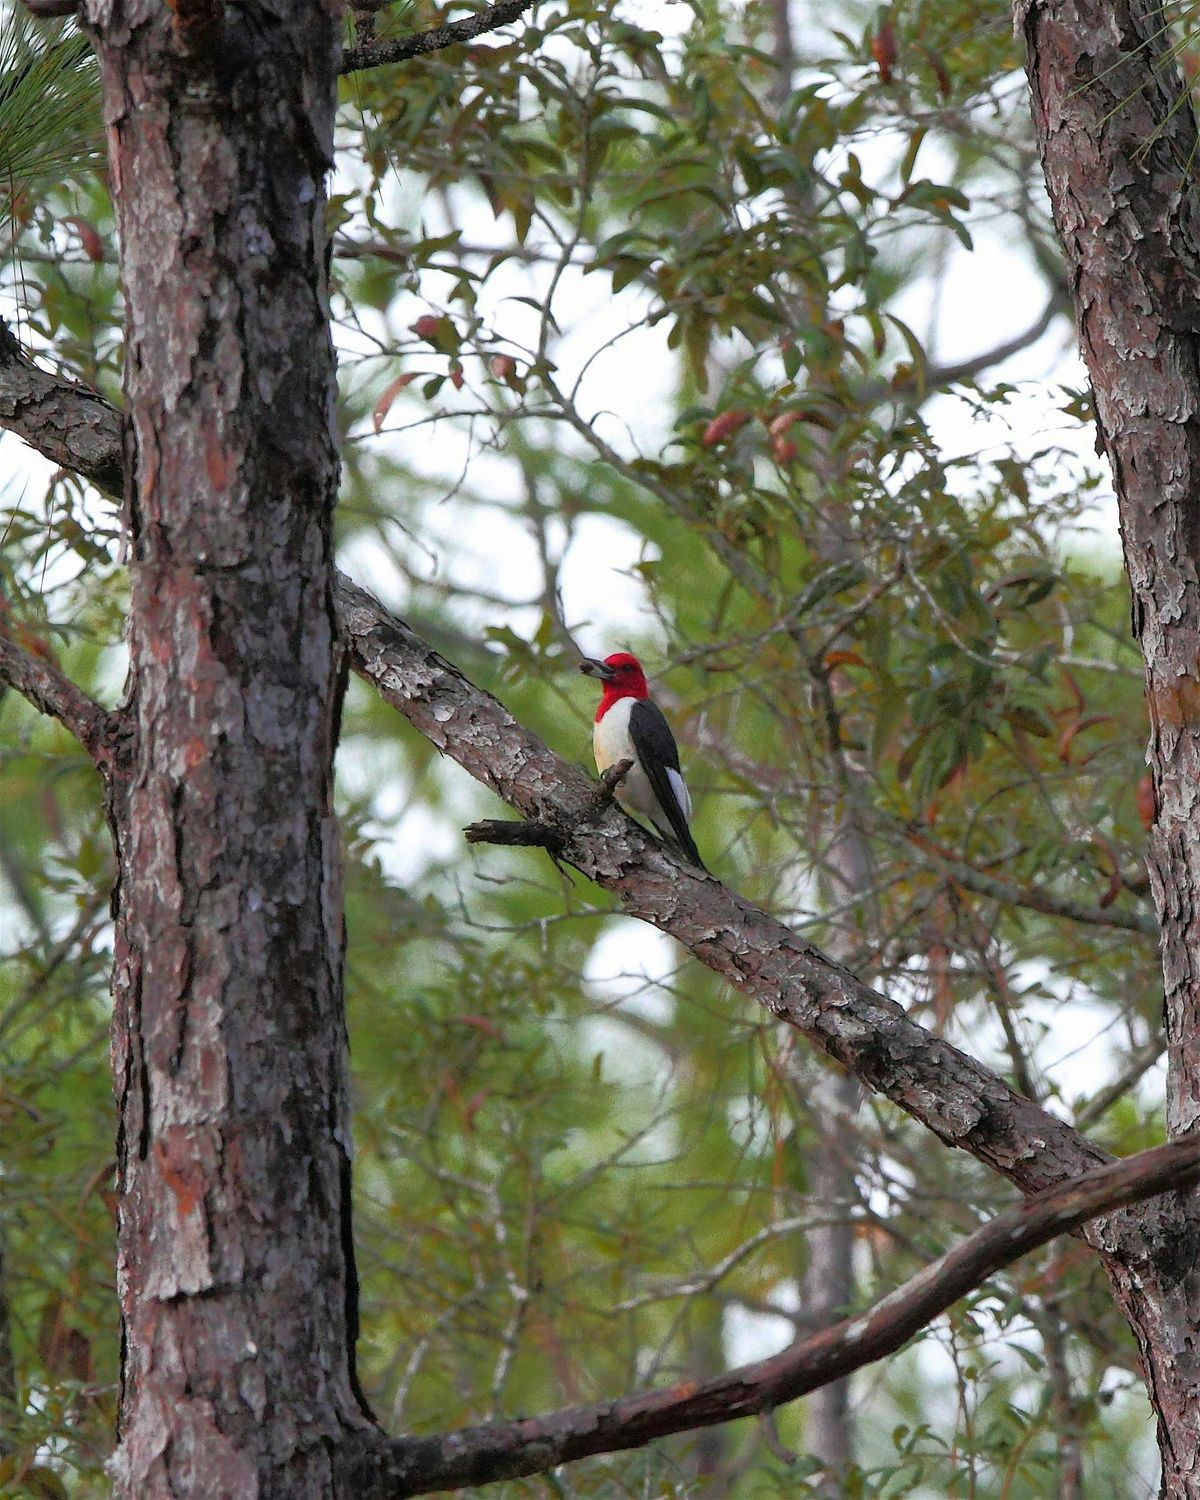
top-left (78, 2), bottom-right (373, 1494)
top-left (0, 320), bottom-right (125, 498)
top-left (1018, 0), bottom-right (1200, 1488)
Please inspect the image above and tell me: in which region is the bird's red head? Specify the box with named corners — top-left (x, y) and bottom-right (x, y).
top-left (580, 652), bottom-right (650, 720)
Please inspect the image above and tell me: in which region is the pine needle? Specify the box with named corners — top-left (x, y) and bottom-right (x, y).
top-left (0, 5), bottom-right (102, 228)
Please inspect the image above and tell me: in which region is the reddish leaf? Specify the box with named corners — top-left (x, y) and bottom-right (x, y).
top-left (871, 13), bottom-right (898, 83)
top-left (372, 372), bottom-right (419, 434)
top-left (64, 216), bottom-right (104, 262)
top-left (767, 411), bottom-right (801, 437)
top-left (1056, 713), bottom-right (1113, 763)
top-left (1098, 866), bottom-right (1123, 908)
top-left (921, 44), bottom-right (952, 99)
top-left (411, 314), bottom-right (442, 340)
top-left (701, 409), bottom-right (751, 446)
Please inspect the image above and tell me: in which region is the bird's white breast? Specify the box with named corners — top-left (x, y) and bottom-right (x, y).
top-left (593, 697), bottom-right (655, 822)
top-left (593, 697), bottom-right (691, 829)
top-left (593, 695), bottom-right (636, 771)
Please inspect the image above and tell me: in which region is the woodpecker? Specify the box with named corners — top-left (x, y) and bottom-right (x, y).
top-left (579, 651), bottom-right (706, 871)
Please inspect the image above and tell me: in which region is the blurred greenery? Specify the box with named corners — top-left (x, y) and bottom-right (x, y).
top-left (0, 0), bottom-right (1175, 1492)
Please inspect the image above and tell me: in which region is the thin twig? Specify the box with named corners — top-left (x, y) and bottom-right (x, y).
top-left (371, 1134), bottom-right (1200, 1495)
top-left (904, 827), bottom-right (1157, 936)
top-left (464, 819), bottom-right (565, 853)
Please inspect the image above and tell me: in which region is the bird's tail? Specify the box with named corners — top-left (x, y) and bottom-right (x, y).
top-left (656, 821), bottom-right (707, 874)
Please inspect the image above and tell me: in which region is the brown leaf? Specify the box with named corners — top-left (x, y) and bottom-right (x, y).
top-left (701, 409), bottom-right (751, 447)
top-left (1003, 705), bottom-right (1052, 738)
top-left (1098, 867), bottom-right (1123, 908)
top-left (921, 44), bottom-right (951, 99)
top-left (372, 372), bottom-right (419, 433)
top-left (823, 649), bottom-right (867, 670)
top-left (871, 13), bottom-right (897, 83)
top-left (64, 216), bottom-right (104, 262)
top-left (1056, 713), bottom-right (1113, 763)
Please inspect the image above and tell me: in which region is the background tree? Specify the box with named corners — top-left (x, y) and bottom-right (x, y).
top-left (3, 0), bottom-right (1200, 1495)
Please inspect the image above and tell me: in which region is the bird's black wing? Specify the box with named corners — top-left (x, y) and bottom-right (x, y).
top-left (628, 699), bottom-right (706, 871)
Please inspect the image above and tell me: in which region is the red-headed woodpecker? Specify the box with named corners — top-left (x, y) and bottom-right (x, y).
top-left (579, 651), bottom-right (706, 871)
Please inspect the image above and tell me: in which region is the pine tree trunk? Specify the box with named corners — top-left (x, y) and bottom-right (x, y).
top-left (84, 3), bottom-right (373, 1492)
top-left (1019, 0), bottom-right (1200, 1488)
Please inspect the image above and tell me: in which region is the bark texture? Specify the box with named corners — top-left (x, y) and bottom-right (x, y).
top-left (7, 79), bottom-right (1200, 1476)
top-left (81, 2), bottom-right (372, 1494)
top-left (0, 319), bottom-right (125, 497)
top-left (1018, 0), bottom-right (1200, 1487)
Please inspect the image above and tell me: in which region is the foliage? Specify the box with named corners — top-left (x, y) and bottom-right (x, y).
top-left (0, 9), bottom-right (101, 232)
top-left (0, 0), bottom-right (1165, 1492)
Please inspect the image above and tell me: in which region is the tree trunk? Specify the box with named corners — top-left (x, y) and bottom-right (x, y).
top-left (1018, 0), bottom-right (1200, 1488)
top-left (797, 1069), bottom-right (857, 1484)
top-left (84, 3), bottom-right (372, 1493)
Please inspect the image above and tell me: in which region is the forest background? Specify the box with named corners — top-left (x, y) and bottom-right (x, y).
top-left (0, 0), bottom-right (1179, 1493)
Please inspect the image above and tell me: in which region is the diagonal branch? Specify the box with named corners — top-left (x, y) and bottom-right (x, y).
top-left (345, 1133), bottom-right (1200, 1496)
top-left (0, 629), bottom-right (127, 777)
top-left (340, 0), bottom-right (537, 74)
top-left (334, 573), bottom-right (1111, 1197)
top-left (0, 338), bottom-right (1159, 1203)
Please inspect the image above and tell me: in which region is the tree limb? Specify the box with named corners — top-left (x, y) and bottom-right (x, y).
top-left (334, 573), bottom-right (1117, 1199)
top-left (464, 818), bottom-right (565, 853)
top-left (0, 629), bottom-right (127, 777)
top-left (341, 0), bottom-right (537, 74)
top-left (0, 322), bottom-right (124, 500)
top-left (345, 1133), bottom-right (1200, 1497)
top-left (0, 344), bottom-right (1159, 1203)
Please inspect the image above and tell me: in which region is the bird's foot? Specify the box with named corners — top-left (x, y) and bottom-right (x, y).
top-left (594, 758), bottom-right (634, 807)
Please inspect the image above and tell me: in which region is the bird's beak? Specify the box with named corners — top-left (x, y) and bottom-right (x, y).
top-left (579, 657), bottom-right (616, 681)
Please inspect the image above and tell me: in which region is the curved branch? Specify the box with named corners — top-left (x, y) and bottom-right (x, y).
top-left (0, 343), bottom-right (1160, 1205)
top-left (344, 1133), bottom-right (1200, 1496)
top-left (341, 0), bottom-right (537, 74)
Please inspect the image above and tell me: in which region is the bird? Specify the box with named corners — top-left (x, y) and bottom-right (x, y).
top-left (579, 651), bottom-right (706, 871)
